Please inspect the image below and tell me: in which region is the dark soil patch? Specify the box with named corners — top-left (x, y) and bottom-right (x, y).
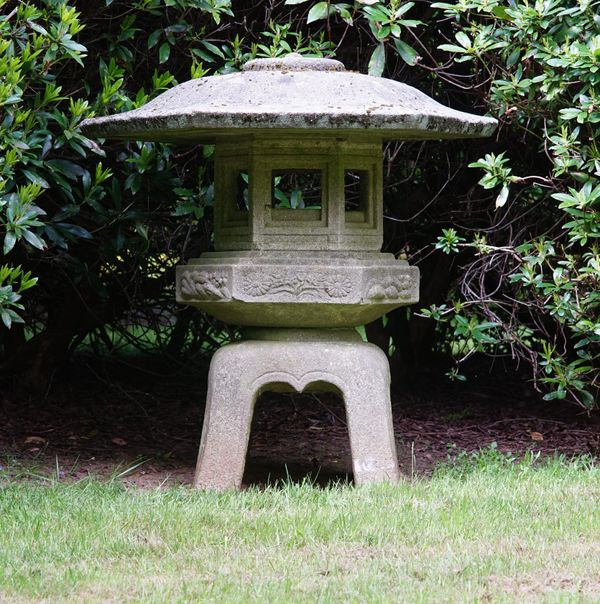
top-left (1, 357), bottom-right (598, 488)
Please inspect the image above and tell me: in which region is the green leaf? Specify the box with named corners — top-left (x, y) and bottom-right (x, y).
top-left (290, 190), bottom-right (304, 209)
top-left (495, 185), bottom-right (509, 209)
top-left (398, 19), bottom-right (422, 27)
top-left (28, 21), bottom-right (49, 36)
top-left (368, 43), bottom-right (385, 77)
top-left (57, 223), bottom-right (93, 239)
top-left (147, 29), bottom-right (161, 49)
top-left (22, 170), bottom-right (50, 189)
top-left (455, 31), bottom-right (471, 49)
top-left (201, 41), bottom-right (225, 59)
top-left (492, 5), bottom-right (511, 19)
top-left (438, 44), bottom-right (467, 54)
top-left (191, 48), bottom-right (215, 62)
top-left (307, 2), bottom-right (333, 23)
top-left (336, 6), bottom-right (353, 24)
top-left (61, 39), bottom-right (87, 53)
top-left (135, 222), bottom-right (149, 240)
top-left (506, 48), bottom-right (520, 68)
top-left (578, 390), bottom-right (596, 408)
top-left (559, 108), bottom-right (580, 120)
top-left (1, 309), bottom-right (12, 329)
top-left (363, 6), bottom-right (388, 20)
top-left (165, 24), bottom-right (188, 34)
top-left (394, 39), bottom-right (419, 65)
top-left (3, 232), bottom-right (16, 255)
top-left (543, 390), bottom-right (566, 401)
top-left (22, 230), bottom-right (46, 250)
top-left (159, 42), bottom-right (171, 64)
top-left (394, 2), bottom-right (415, 18)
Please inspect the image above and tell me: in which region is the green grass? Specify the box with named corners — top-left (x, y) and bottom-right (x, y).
top-left (0, 454), bottom-right (599, 603)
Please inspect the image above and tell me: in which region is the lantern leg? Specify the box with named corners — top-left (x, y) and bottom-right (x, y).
top-left (341, 344), bottom-right (401, 485)
top-left (194, 346), bottom-right (256, 490)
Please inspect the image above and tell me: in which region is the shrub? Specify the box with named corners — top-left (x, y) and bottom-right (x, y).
top-left (1, 0), bottom-right (597, 409)
top-left (0, 1), bottom-right (335, 391)
top-left (425, 0), bottom-right (599, 408)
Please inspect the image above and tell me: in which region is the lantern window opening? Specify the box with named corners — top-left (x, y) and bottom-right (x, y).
top-left (218, 158), bottom-right (250, 228)
top-left (236, 171), bottom-right (249, 212)
top-left (271, 169), bottom-right (322, 210)
top-left (344, 168), bottom-right (370, 219)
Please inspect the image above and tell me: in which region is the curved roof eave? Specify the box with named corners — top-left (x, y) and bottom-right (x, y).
top-left (81, 55), bottom-right (497, 142)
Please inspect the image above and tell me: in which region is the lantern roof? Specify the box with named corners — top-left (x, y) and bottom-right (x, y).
top-left (81, 53), bottom-right (497, 143)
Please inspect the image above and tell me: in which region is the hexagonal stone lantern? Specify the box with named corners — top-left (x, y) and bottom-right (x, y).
top-left (82, 54), bottom-right (496, 489)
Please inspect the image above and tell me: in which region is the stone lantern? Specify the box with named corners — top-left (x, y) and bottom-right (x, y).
top-left (82, 54), bottom-right (496, 489)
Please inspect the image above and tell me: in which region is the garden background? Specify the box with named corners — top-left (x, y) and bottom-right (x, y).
top-left (0, 2), bottom-right (599, 601)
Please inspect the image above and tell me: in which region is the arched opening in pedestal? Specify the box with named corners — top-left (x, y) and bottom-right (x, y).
top-left (243, 385), bottom-right (352, 488)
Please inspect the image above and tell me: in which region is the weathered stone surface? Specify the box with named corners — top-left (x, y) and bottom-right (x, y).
top-left (244, 55), bottom-right (345, 72)
top-left (79, 52), bottom-right (498, 491)
top-left (176, 251), bottom-right (419, 327)
top-left (80, 54), bottom-right (497, 143)
top-left (195, 329), bottom-right (401, 490)
top-left (213, 137), bottom-right (384, 252)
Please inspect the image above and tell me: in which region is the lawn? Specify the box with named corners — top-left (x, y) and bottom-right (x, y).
top-left (0, 453), bottom-right (598, 603)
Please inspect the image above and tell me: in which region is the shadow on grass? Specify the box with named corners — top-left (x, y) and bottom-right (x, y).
top-left (243, 458), bottom-right (352, 489)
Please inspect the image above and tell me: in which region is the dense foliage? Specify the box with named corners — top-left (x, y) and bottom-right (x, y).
top-left (426, 0), bottom-right (600, 407)
top-left (0, 0), bottom-right (597, 407)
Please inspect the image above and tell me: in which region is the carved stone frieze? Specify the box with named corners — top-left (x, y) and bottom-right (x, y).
top-left (364, 275), bottom-right (414, 301)
top-left (241, 271), bottom-right (354, 300)
top-left (180, 270), bottom-right (231, 300)
top-left (176, 253), bottom-right (419, 327)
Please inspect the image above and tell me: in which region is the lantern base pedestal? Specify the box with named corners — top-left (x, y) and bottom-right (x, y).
top-left (194, 328), bottom-right (401, 490)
